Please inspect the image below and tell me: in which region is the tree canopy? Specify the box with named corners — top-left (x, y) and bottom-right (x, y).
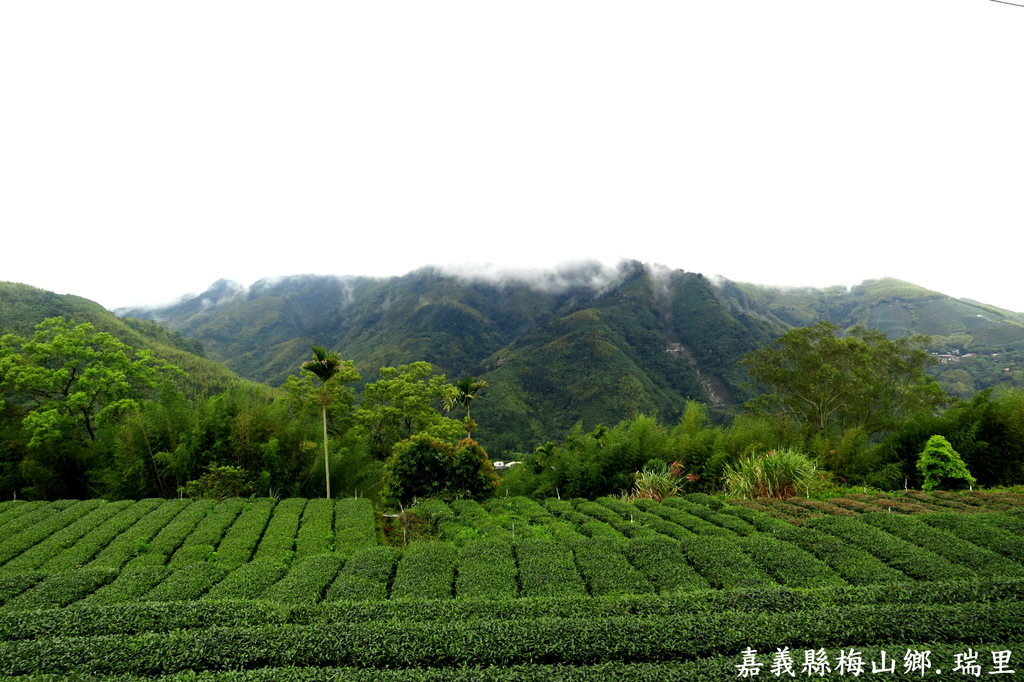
top-left (917, 434), bottom-right (976, 492)
top-left (354, 362), bottom-right (463, 460)
top-left (0, 317), bottom-right (175, 446)
top-left (380, 434), bottom-right (499, 507)
top-left (741, 321), bottom-right (946, 441)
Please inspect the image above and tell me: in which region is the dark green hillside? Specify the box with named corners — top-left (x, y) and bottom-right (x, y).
top-left (122, 263), bottom-right (782, 452)
top-left (1, 282), bottom-right (245, 398)
top-left (475, 268), bottom-right (776, 451)
top-left (115, 265), bottom-right (1024, 454)
top-left (720, 277), bottom-right (1024, 396)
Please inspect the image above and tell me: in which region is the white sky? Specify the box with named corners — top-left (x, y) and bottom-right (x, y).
top-left (2, 1), bottom-right (1022, 313)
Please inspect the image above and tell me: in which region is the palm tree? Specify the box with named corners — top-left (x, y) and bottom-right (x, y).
top-left (447, 376), bottom-right (488, 438)
top-left (302, 345), bottom-right (343, 499)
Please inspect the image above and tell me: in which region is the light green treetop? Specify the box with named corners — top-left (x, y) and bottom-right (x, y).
top-left (917, 434), bottom-right (976, 491)
top-left (0, 317), bottom-right (177, 446)
top-left (355, 361), bottom-right (463, 460)
top-left (742, 321), bottom-right (946, 439)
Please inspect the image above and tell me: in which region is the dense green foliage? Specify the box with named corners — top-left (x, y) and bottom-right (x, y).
top-left (741, 321), bottom-right (945, 439)
top-left (0, 494), bottom-right (1023, 678)
top-left (381, 435), bottom-right (500, 507)
top-left (724, 448), bottom-right (822, 500)
top-left (6, 267), bottom-right (1024, 503)
top-left (917, 435), bottom-right (976, 492)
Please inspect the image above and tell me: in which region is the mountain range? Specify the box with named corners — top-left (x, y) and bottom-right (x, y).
top-left (104, 260), bottom-right (1024, 454)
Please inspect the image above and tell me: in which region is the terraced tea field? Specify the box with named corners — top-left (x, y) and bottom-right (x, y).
top-left (1, 491), bottom-right (1024, 680)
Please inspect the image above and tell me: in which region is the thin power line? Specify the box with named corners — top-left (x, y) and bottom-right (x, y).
top-left (990, 0), bottom-right (1024, 6)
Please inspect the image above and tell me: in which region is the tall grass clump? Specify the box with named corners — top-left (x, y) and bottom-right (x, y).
top-left (624, 461), bottom-right (682, 502)
top-left (724, 449), bottom-right (821, 500)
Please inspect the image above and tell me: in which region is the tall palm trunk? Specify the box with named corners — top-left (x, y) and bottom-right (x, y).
top-left (322, 403), bottom-right (330, 499)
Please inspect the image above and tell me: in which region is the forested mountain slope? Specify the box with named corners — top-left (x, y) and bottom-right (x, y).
top-left (8, 263), bottom-right (1024, 456)
top-left (119, 263), bottom-right (780, 451)
top-left (117, 262), bottom-right (1024, 453)
top-left (0, 282), bottom-right (248, 399)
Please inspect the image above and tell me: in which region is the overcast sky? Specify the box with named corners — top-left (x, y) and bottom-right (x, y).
top-left (2, 1), bottom-right (1022, 313)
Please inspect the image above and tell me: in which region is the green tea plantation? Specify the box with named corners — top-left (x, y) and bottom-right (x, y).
top-left (1, 491), bottom-right (1024, 680)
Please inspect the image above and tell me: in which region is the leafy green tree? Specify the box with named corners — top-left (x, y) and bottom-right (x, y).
top-left (380, 433), bottom-right (499, 508)
top-left (446, 377), bottom-right (488, 437)
top-left (502, 415), bottom-right (681, 499)
top-left (741, 321), bottom-right (946, 441)
top-left (0, 317), bottom-right (175, 446)
top-left (355, 362), bottom-right (462, 460)
top-left (916, 434), bottom-right (976, 491)
top-left (295, 346), bottom-right (360, 499)
top-left (180, 464), bottom-right (254, 499)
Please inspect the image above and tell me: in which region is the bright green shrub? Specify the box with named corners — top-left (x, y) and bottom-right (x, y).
top-left (621, 536), bottom-right (708, 594)
top-left (6, 603), bottom-right (1024, 676)
top-left (7, 579), bottom-right (1024, 642)
top-left (573, 499), bottom-right (626, 525)
top-left (390, 542), bottom-right (457, 600)
top-left (542, 498), bottom-right (575, 517)
top-left (0, 573), bottom-right (44, 607)
top-left (717, 504), bottom-right (792, 533)
top-left (295, 498), bottom-right (335, 561)
top-left (253, 498), bottom-right (307, 564)
top-left (514, 538), bottom-right (586, 598)
top-left (917, 434), bottom-right (976, 491)
top-left (613, 522), bottom-right (659, 539)
top-left (333, 498), bottom-right (378, 555)
top-left (325, 546), bottom-right (401, 602)
top-left (87, 499), bottom-right (190, 570)
top-left (632, 499), bottom-right (733, 537)
top-left (577, 520), bottom-right (625, 541)
top-left (2, 567), bottom-right (117, 610)
top-left (496, 496), bottom-right (556, 524)
top-left (81, 566), bottom-right (172, 606)
top-left (767, 524), bottom-right (907, 586)
top-left (735, 534), bottom-right (847, 589)
top-left (455, 538), bottom-right (517, 600)
top-left (0, 500), bottom-right (103, 567)
top-left (545, 520), bottom-right (588, 545)
top-left (684, 492), bottom-right (724, 510)
top-left (573, 538), bottom-right (653, 596)
top-left (172, 544), bottom-right (216, 566)
top-left (627, 511), bottom-right (694, 541)
top-left (411, 499), bottom-right (467, 541)
top-left (859, 512), bottom-right (1024, 578)
top-left (167, 498), bottom-right (245, 568)
top-left (325, 574), bottom-right (387, 602)
top-left (449, 499), bottom-right (487, 521)
top-left (923, 512), bottom-right (1024, 563)
top-left (0, 600), bottom-right (291, 641)
top-left (594, 496), bottom-right (640, 519)
top-left (203, 560), bottom-right (288, 601)
top-left (806, 516), bottom-right (975, 581)
top-left (214, 498), bottom-right (276, 569)
top-left (42, 499), bottom-right (163, 573)
top-left (142, 562), bottom-right (228, 602)
top-left (680, 536), bottom-right (776, 590)
top-left (0, 501), bottom-right (42, 530)
top-left (124, 499), bottom-right (216, 570)
top-left (0, 502), bottom-right (58, 540)
top-left (1, 500), bottom-right (128, 573)
top-left (663, 498), bottom-right (756, 535)
top-left (263, 555), bottom-right (345, 604)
